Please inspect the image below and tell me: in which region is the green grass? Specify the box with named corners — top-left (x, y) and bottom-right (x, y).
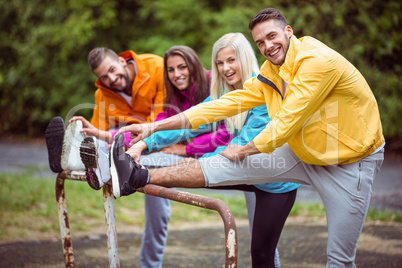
top-left (1, 173), bottom-right (401, 241)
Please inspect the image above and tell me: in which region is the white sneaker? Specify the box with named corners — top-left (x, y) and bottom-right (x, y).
top-left (61, 120), bottom-right (86, 170)
top-left (80, 136), bottom-right (111, 190)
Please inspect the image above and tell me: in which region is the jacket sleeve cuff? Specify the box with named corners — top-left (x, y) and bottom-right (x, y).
top-left (143, 137), bottom-right (153, 153)
top-left (252, 132), bottom-right (273, 154)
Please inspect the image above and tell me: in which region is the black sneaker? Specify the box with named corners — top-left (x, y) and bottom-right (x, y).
top-left (80, 137), bottom-right (99, 190)
top-left (80, 136), bottom-right (111, 190)
top-left (45, 117), bottom-right (65, 173)
top-left (110, 133), bottom-right (149, 198)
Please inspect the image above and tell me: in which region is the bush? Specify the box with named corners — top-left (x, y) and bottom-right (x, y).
top-left (1, 0), bottom-right (401, 148)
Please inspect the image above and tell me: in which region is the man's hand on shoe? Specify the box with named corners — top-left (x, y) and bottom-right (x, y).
top-left (69, 116), bottom-right (112, 143)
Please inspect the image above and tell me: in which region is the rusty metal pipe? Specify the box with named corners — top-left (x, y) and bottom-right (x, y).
top-left (56, 171), bottom-right (237, 267)
top-left (56, 171), bottom-right (120, 268)
top-left (138, 184), bottom-right (238, 268)
top-left (103, 183), bottom-right (120, 268)
top-left (56, 172), bottom-right (76, 268)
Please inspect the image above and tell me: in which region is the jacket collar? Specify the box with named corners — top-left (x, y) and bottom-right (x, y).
top-left (279, 35), bottom-right (301, 83)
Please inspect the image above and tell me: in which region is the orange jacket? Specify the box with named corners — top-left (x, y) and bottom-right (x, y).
top-left (90, 50), bottom-right (165, 130)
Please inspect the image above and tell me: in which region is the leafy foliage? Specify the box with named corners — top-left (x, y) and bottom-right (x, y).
top-left (0, 0), bottom-right (401, 148)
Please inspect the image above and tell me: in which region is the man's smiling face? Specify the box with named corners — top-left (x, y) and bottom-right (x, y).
top-left (94, 56), bottom-right (131, 92)
top-left (251, 19), bottom-right (293, 66)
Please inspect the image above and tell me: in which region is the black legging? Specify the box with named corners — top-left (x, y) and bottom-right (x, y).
top-left (207, 185), bottom-right (297, 268)
top-left (252, 187), bottom-right (297, 268)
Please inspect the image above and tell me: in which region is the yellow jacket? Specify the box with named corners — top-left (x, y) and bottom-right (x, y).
top-left (91, 50), bottom-right (165, 130)
top-left (184, 36), bottom-right (384, 165)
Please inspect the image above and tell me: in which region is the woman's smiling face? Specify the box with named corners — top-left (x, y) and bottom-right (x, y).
top-left (167, 55), bottom-right (191, 91)
top-left (216, 46), bottom-right (242, 90)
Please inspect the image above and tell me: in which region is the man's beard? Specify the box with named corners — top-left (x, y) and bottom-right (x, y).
top-left (111, 73), bottom-right (131, 93)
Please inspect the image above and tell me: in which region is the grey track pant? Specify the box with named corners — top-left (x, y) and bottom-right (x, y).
top-left (199, 143), bottom-right (385, 267)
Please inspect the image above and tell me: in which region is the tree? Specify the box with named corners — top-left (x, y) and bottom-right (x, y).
top-left (0, 0), bottom-right (401, 150)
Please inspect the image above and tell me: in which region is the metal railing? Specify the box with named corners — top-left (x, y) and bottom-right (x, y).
top-left (55, 170), bottom-right (238, 268)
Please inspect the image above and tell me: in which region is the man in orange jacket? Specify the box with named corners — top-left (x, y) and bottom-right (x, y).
top-left (45, 47), bottom-right (165, 174)
top-left (75, 47), bottom-right (165, 189)
top-left (46, 47), bottom-right (165, 189)
top-left (89, 47), bottom-right (165, 131)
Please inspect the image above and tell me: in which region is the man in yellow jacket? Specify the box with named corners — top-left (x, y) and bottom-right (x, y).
top-left (112, 8), bottom-right (385, 267)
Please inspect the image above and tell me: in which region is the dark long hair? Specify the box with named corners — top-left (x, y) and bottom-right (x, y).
top-left (163, 46), bottom-right (210, 116)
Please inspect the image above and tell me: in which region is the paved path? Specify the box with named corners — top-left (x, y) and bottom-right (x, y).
top-left (0, 139), bottom-right (401, 211)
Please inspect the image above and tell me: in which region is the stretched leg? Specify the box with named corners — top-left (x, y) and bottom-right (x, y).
top-left (149, 144), bottom-right (311, 188)
top-left (251, 188), bottom-right (297, 268)
top-left (149, 157), bottom-right (206, 187)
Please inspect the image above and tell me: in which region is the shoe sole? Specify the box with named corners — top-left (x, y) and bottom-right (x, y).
top-left (80, 137), bottom-right (101, 190)
top-left (45, 117), bottom-right (65, 173)
top-left (109, 138), bottom-right (121, 198)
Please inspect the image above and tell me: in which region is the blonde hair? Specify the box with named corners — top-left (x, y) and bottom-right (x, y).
top-left (210, 33), bottom-right (259, 134)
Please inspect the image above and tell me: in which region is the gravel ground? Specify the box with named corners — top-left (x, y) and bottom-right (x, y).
top-left (0, 218), bottom-right (401, 267)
